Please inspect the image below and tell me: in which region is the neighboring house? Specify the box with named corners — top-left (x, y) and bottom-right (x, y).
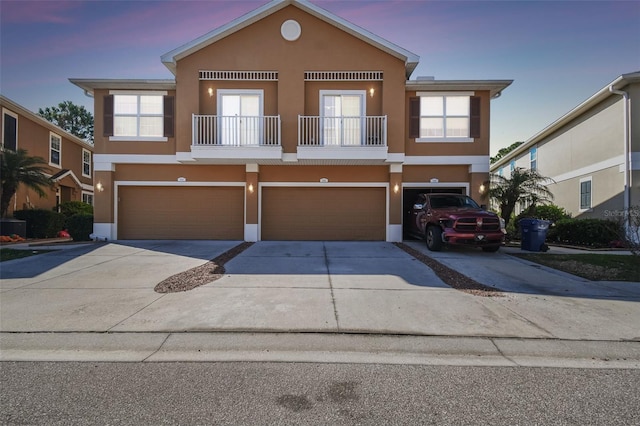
top-left (491, 71), bottom-right (640, 220)
top-left (70, 0), bottom-right (511, 241)
top-left (1, 95), bottom-right (94, 215)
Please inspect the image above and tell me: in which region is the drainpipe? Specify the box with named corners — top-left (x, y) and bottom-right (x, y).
top-left (609, 85), bottom-right (631, 229)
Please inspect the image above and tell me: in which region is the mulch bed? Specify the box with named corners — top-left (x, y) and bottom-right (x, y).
top-left (154, 242), bottom-right (254, 293)
top-left (394, 242), bottom-right (503, 297)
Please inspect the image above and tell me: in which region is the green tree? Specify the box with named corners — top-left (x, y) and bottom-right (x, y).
top-left (1, 149), bottom-right (53, 218)
top-left (489, 167), bottom-right (554, 227)
top-left (38, 101), bottom-right (94, 144)
top-left (491, 141), bottom-right (524, 164)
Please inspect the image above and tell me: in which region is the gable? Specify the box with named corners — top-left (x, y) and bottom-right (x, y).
top-left (162, 0), bottom-right (418, 77)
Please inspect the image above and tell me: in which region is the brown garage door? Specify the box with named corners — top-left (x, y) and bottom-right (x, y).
top-left (261, 187), bottom-right (385, 241)
top-left (118, 186), bottom-right (243, 240)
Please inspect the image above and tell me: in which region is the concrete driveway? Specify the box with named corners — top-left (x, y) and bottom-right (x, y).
top-left (1, 240), bottom-right (639, 341)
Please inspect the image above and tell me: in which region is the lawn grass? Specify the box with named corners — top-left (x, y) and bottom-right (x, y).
top-left (512, 253), bottom-right (640, 282)
top-left (0, 248), bottom-right (52, 262)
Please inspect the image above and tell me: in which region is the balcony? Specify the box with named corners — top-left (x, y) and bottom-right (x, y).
top-left (297, 115), bottom-right (388, 161)
top-left (190, 114), bottom-right (282, 161)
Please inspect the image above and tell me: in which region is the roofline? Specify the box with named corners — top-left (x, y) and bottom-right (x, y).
top-left (490, 71), bottom-right (640, 171)
top-left (160, 0), bottom-right (420, 77)
top-left (50, 169), bottom-right (83, 188)
top-left (69, 79), bottom-right (176, 97)
top-left (0, 95), bottom-right (94, 150)
top-left (406, 79), bottom-right (513, 99)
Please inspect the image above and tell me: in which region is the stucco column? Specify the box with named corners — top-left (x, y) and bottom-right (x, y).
top-left (245, 164), bottom-right (259, 241)
top-left (470, 171), bottom-right (490, 207)
top-left (93, 169), bottom-right (115, 240)
top-left (388, 164), bottom-right (403, 242)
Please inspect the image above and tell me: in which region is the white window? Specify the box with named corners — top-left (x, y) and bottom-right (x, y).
top-left (217, 89), bottom-right (263, 146)
top-left (416, 92), bottom-right (473, 142)
top-left (530, 147), bottom-right (537, 171)
top-left (49, 132), bottom-right (61, 167)
top-left (111, 92), bottom-right (166, 140)
top-left (580, 177), bottom-right (592, 211)
top-left (320, 90), bottom-right (365, 146)
top-left (2, 109), bottom-right (18, 151)
top-left (510, 160), bottom-right (515, 173)
top-left (82, 148), bottom-right (91, 177)
top-left (82, 192), bottom-right (93, 205)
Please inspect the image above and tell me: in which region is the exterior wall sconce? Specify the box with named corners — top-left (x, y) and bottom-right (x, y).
top-left (479, 183), bottom-right (486, 194)
top-left (393, 184), bottom-right (399, 194)
top-left (96, 182), bottom-right (104, 192)
top-left (248, 183), bottom-right (254, 193)
top-left (369, 88), bottom-right (375, 98)
top-left (208, 87), bottom-right (214, 97)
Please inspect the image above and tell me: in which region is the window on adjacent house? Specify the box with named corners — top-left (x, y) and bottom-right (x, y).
top-left (498, 168), bottom-right (503, 177)
top-left (82, 149), bottom-right (91, 177)
top-left (510, 160), bottom-right (515, 172)
top-left (2, 109), bottom-right (18, 151)
top-left (409, 93), bottom-right (480, 142)
top-left (104, 92), bottom-right (174, 140)
top-left (82, 192), bottom-right (93, 205)
top-left (530, 147), bottom-right (537, 171)
top-left (50, 133), bottom-right (61, 167)
top-left (580, 178), bottom-right (592, 210)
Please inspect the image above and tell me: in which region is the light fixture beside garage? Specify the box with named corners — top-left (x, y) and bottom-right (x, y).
top-left (393, 184), bottom-right (399, 193)
top-left (96, 182), bottom-right (104, 192)
top-left (248, 183), bottom-right (254, 193)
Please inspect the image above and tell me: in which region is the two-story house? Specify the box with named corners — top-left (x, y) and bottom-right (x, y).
top-left (491, 71), bottom-right (639, 221)
top-left (1, 95), bottom-right (94, 215)
top-left (71, 0), bottom-right (510, 242)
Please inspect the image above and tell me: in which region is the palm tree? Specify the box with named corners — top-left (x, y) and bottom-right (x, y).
top-left (489, 167), bottom-right (554, 227)
top-left (1, 149), bottom-right (53, 218)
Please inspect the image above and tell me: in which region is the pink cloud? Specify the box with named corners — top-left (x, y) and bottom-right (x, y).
top-left (2, 0), bottom-right (78, 24)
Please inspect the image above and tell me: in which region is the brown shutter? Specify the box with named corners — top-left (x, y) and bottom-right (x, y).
top-left (163, 95), bottom-right (175, 138)
top-left (409, 97), bottom-right (420, 139)
top-left (470, 96), bottom-right (481, 139)
top-left (103, 95), bottom-right (114, 137)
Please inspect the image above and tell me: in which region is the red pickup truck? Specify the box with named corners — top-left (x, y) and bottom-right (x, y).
top-left (407, 193), bottom-right (505, 252)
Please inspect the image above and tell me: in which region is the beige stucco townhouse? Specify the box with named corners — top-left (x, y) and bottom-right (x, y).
top-left (71, 0), bottom-right (511, 241)
top-left (491, 71), bottom-right (640, 223)
top-left (1, 95), bottom-right (94, 215)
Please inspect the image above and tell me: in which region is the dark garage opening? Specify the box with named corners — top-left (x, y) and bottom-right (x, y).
top-left (402, 187), bottom-right (465, 239)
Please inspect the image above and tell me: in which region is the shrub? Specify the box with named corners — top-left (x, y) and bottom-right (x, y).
top-left (531, 204), bottom-right (571, 222)
top-left (553, 218), bottom-right (621, 247)
top-left (58, 201), bottom-right (93, 217)
top-left (13, 209), bottom-right (65, 238)
top-left (66, 214), bottom-right (94, 241)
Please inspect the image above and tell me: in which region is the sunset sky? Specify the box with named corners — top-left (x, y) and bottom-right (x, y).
top-left (1, 0), bottom-right (639, 154)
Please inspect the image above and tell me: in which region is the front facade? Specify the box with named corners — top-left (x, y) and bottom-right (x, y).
top-left (491, 72), bottom-right (640, 220)
top-left (72, 0), bottom-right (510, 241)
top-left (0, 95), bottom-right (94, 215)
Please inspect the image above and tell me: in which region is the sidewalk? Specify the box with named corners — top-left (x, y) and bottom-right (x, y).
top-left (1, 240), bottom-right (639, 366)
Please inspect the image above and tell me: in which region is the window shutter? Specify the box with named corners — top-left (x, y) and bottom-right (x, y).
top-left (163, 95), bottom-right (175, 138)
top-left (409, 97), bottom-right (420, 139)
top-left (103, 95), bottom-right (114, 137)
top-left (470, 96), bottom-right (481, 138)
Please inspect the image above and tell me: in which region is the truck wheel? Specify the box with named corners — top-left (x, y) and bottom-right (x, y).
top-left (482, 245), bottom-right (500, 253)
top-left (426, 226), bottom-right (443, 251)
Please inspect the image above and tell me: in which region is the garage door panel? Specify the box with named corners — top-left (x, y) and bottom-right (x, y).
top-left (262, 187), bottom-right (385, 241)
top-left (118, 186), bottom-right (243, 240)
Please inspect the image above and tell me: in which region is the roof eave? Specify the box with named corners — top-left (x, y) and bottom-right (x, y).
top-left (490, 71), bottom-right (640, 170)
top-left (69, 78), bottom-right (177, 97)
top-left (406, 79), bottom-right (513, 98)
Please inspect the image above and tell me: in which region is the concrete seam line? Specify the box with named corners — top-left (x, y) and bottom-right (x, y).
top-left (105, 293), bottom-right (168, 332)
top-left (489, 337), bottom-right (520, 367)
top-left (323, 242), bottom-right (340, 331)
top-left (484, 297), bottom-right (556, 338)
top-left (141, 333), bottom-right (172, 362)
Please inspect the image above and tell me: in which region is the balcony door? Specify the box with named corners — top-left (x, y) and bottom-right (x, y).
top-left (218, 90), bottom-right (263, 146)
top-left (321, 91), bottom-right (365, 146)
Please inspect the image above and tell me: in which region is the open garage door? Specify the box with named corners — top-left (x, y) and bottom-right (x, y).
top-left (118, 186), bottom-right (243, 240)
top-left (261, 187), bottom-right (386, 241)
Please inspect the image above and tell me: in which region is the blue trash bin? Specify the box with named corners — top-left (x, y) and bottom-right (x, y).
top-left (520, 218), bottom-right (551, 252)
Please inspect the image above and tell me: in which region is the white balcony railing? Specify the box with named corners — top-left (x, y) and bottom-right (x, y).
top-left (192, 114), bottom-right (281, 146)
top-left (298, 115), bottom-right (387, 147)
